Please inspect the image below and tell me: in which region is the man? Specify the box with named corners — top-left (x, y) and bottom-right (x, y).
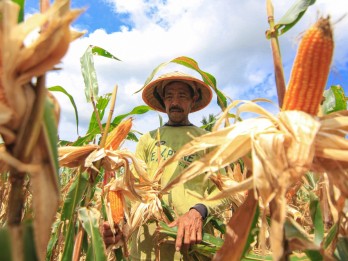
top-left (104, 71), bottom-right (225, 260)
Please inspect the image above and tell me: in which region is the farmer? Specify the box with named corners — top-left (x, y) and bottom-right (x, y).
top-left (103, 71), bottom-right (227, 260)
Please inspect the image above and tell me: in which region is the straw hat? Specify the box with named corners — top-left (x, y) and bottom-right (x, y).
top-left (142, 71), bottom-right (213, 113)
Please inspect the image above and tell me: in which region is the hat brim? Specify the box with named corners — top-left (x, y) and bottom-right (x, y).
top-left (142, 73), bottom-right (213, 113)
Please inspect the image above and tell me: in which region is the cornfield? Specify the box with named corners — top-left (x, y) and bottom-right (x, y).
top-left (0, 0), bottom-right (347, 261)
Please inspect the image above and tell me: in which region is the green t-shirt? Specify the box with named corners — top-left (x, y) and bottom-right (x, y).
top-left (129, 125), bottom-right (225, 260)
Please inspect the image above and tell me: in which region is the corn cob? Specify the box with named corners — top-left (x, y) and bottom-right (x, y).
top-left (282, 17), bottom-right (334, 115)
top-left (105, 118), bottom-right (133, 150)
top-left (108, 190), bottom-right (124, 224)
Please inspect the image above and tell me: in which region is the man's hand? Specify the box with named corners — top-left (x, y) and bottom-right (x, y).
top-left (168, 208), bottom-right (203, 252)
top-left (102, 221), bottom-right (122, 249)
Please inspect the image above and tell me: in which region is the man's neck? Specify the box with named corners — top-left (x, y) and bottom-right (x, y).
top-left (164, 122), bottom-right (193, 127)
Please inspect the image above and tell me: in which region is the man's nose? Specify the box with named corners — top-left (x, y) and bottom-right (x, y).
top-left (170, 96), bottom-right (179, 105)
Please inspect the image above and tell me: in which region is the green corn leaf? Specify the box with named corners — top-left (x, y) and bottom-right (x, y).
top-left (241, 203), bottom-right (259, 257)
top-left (87, 93), bottom-right (112, 134)
top-left (81, 46), bottom-right (99, 102)
top-left (0, 227), bottom-right (12, 261)
top-left (48, 85), bottom-right (80, 135)
top-left (275, 0), bottom-right (316, 36)
top-left (305, 250), bottom-right (323, 261)
top-left (112, 105), bottom-right (152, 125)
top-left (127, 131), bottom-right (139, 142)
top-left (73, 105), bottom-right (151, 145)
top-left (61, 172), bottom-right (89, 221)
top-left (284, 219), bottom-right (322, 260)
top-left (207, 216), bottom-right (226, 234)
top-left (11, 0), bottom-right (24, 23)
top-left (78, 207), bottom-right (107, 261)
top-left (81, 45), bottom-right (120, 103)
top-left (43, 97), bottom-right (60, 182)
top-left (23, 221), bottom-right (39, 261)
top-left (336, 237), bottom-right (348, 261)
top-left (46, 220), bottom-right (63, 261)
top-left (61, 219), bottom-right (76, 261)
top-left (322, 85), bottom-right (347, 114)
top-left (309, 192), bottom-right (324, 246)
top-left (91, 45), bottom-right (121, 60)
top-left (285, 218), bottom-right (311, 241)
top-left (323, 223), bottom-right (338, 249)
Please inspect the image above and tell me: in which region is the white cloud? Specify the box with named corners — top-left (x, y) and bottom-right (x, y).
top-left (46, 0), bottom-right (348, 151)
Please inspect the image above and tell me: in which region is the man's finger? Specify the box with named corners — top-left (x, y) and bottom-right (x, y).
top-left (175, 223), bottom-right (184, 251)
top-left (183, 224), bottom-right (191, 245)
top-left (196, 224), bottom-right (202, 244)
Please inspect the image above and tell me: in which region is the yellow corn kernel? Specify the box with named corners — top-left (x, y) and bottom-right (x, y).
top-left (105, 118), bottom-right (132, 150)
top-left (108, 190), bottom-right (124, 224)
top-left (282, 17), bottom-right (334, 115)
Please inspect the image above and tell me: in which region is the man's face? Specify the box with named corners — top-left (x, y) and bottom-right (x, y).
top-left (163, 82), bottom-right (195, 125)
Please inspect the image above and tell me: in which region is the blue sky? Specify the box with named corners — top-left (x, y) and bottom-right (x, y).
top-left (23, 0), bottom-right (348, 151)
top-left (26, 0), bottom-right (128, 33)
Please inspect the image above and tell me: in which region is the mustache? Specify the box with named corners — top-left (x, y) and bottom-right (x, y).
top-left (169, 106), bottom-right (183, 112)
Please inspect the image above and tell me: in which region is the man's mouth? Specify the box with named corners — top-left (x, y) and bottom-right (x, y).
top-left (169, 107), bottom-right (183, 112)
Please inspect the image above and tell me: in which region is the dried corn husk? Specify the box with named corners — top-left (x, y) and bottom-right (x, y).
top-left (151, 100), bottom-right (348, 260)
top-left (0, 0), bottom-right (84, 131)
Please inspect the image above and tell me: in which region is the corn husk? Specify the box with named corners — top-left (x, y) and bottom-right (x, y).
top-left (151, 100), bottom-right (348, 260)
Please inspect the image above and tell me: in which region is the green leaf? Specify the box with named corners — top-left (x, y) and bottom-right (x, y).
top-left (275, 0), bottom-right (316, 36)
top-left (126, 131), bottom-right (139, 142)
top-left (61, 220), bottom-right (76, 261)
top-left (78, 207), bottom-right (107, 261)
top-left (61, 172), bottom-right (89, 261)
top-left (81, 46), bottom-right (99, 102)
top-left (207, 216), bottom-right (226, 234)
top-left (241, 204), bottom-right (259, 257)
top-left (0, 227), bottom-right (12, 261)
top-left (43, 97), bottom-right (60, 182)
top-left (336, 236), bottom-right (348, 260)
top-left (87, 93), bottom-right (112, 135)
top-left (73, 105), bottom-right (151, 145)
top-left (23, 221), bottom-right (39, 261)
top-left (11, 0), bottom-right (25, 23)
top-left (285, 218), bottom-right (311, 241)
top-left (136, 56), bottom-right (227, 111)
top-left (114, 248), bottom-right (126, 261)
top-left (48, 85), bottom-right (80, 135)
top-left (309, 192), bottom-right (324, 245)
top-left (161, 199), bottom-right (175, 222)
top-left (91, 46), bottom-right (121, 61)
top-left (61, 172), bottom-right (89, 221)
top-left (46, 220), bottom-right (63, 261)
top-left (322, 85), bottom-right (347, 114)
top-left (81, 45), bottom-right (121, 103)
top-left (112, 105), bottom-right (152, 125)
top-left (284, 219), bottom-right (322, 260)
top-left (323, 223), bottom-right (338, 249)
top-left (305, 250), bottom-right (323, 261)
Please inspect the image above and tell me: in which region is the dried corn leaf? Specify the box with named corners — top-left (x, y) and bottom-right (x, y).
top-left (213, 193), bottom-right (258, 261)
top-left (0, 0), bottom-right (84, 128)
top-left (30, 136), bottom-right (60, 261)
top-left (153, 100), bottom-right (348, 260)
top-left (59, 144), bottom-right (98, 168)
